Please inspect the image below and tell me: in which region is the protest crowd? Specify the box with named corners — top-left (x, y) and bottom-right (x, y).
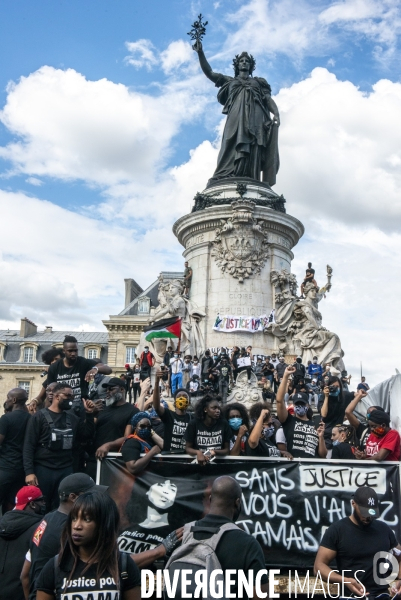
top-left (1, 334), bottom-right (400, 600)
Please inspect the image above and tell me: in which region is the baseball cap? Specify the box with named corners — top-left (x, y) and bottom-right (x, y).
top-left (102, 377), bottom-right (126, 389)
top-left (15, 486), bottom-right (44, 510)
top-left (353, 487), bottom-right (380, 518)
top-left (293, 392), bottom-right (309, 405)
top-left (58, 473), bottom-right (108, 496)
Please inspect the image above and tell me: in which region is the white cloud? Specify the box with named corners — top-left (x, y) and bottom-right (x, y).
top-left (217, 0), bottom-right (401, 66)
top-left (0, 66), bottom-right (209, 187)
top-left (275, 68), bottom-right (401, 231)
top-left (160, 40), bottom-right (194, 74)
top-left (25, 176), bottom-right (43, 186)
top-left (124, 39), bottom-right (158, 70)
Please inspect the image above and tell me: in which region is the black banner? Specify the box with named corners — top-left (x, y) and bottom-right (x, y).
top-left (99, 456), bottom-right (401, 568)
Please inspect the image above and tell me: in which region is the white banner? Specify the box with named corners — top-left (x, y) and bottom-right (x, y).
top-left (213, 310), bottom-right (275, 333)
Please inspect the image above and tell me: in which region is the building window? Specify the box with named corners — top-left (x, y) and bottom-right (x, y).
top-left (126, 347), bottom-right (136, 364)
top-left (18, 381), bottom-right (30, 394)
top-left (138, 297), bottom-right (150, 315)
top-left (88, 348), bottom-right (98, 359)
top-left (23, 347), bottom-right (34, 363)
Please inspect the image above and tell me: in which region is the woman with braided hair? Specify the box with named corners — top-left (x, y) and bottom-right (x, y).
top-left (330, 423), bottom-right (357, 459)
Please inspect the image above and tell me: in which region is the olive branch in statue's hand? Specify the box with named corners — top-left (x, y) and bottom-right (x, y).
top-left (188, 14), bottom-right (208, 52)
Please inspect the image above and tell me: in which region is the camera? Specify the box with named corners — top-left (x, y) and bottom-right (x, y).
top-left (40, 370), bottom-right (48, 377)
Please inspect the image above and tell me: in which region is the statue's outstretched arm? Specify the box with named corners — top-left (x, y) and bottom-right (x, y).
top-left (193, 40), bottom-right (222, 84)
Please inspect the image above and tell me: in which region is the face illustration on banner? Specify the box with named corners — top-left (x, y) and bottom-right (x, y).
top-left (147, 480), bottom-right (177, 510)
top-left (140, 479), bottom-right (178, 529)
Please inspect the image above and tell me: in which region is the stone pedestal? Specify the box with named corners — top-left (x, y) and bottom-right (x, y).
top-left (173, 180), bottom-right (304, 354)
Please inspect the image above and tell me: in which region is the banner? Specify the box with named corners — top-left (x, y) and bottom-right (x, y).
top-left (213, 310), bottom-right (275, 333)
top-left (100, 456), bottom-right (401, 568)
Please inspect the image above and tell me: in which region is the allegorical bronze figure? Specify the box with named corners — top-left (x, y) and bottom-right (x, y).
top-left (189, 15), bottom-right (280, 187)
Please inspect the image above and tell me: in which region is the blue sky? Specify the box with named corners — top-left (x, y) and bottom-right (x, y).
top-left (1, 0), bottom-right (401, 383)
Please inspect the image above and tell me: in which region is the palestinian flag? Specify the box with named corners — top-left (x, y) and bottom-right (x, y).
top-left (143, 317), bottom-right (181, 342)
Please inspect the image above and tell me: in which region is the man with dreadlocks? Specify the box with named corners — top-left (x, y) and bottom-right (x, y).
top-left (193, 40), bottom-right (280, 185)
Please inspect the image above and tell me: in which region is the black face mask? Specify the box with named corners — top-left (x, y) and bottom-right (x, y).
top-left (59, 399), bottom-right (72, 411)
top-left (33, 503), bottom-right (47, 516)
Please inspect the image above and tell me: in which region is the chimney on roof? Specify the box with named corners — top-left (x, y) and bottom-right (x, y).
top-left (44, 326), bottom-right (53, 333)
top-left (124, 278), bottom-right (143, 308)
top-left (20, 318), bottom-right (38, 338)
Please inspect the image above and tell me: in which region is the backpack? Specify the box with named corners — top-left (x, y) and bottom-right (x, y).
top-left (164, 521), bottom-right (240, 600)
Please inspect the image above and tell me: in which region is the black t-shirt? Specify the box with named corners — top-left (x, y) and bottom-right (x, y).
top-left (356, 421), bottom-right (370, 449)
top-left (161, 409), bottom-right (191, 453)
top-left (47, 356), bottom-right (97, 400)
top-left (321, 517), bottom-right (398, 596)
top-left (91, 402), bottom-right (138, 453)
top-left (118, 523), bottom-right (168, 554)
top-left (0, 409), bottom-right (31, 470)
top-left (192, 514), bottom-right (268, 598)
top-left (331, 441), bottom-right (355, 459)
top-left (28, 510), bottom-right (68, 600)
top-left (282, 414), bottom-right (319, 457)
top-left (217, 364), bottom-right (232, 382)
top-left (245, 437), bottom-right (281, 457)
top-left (37, 550), bottom-right (140, 597)
top-left (321, 391), bottom-right (354, 431)
top-left (262, 363), bottom-right (274, 376)
top-left (184, 419), bottom-right (231, 452)
top-left (121, 437), bottom-right (156, 463)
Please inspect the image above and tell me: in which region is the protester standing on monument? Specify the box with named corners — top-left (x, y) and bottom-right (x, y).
top-left (183, 261), bottom-right (192, 297)
top-left (357, 375), bottom-right (370, 391)
top-left (276, 366), bottom-right (327, 457)
top-left (185, 395), bottom-right (231, 463)
top-left (170, 351), bottom-right (184, 395)
top-left (30, 347), bottom-right (65, 411)
top-left (222, 402), bottom-right (249, 456)
top-left (139, 345), bottom-right (155, 381)
top-left (0, 485), bottom-right (45, 600)
top-left (182, 354), bottom-right (192, 387)
top-left (0, 387), bottom-right (31, 513)
top-left (23, 383), bottom-right (95, 510)
top-left (153, 370), bottom-right (191, 453)
top-left (314, 487), bottom-right (401, 599)
top-left (121, 412), bottom-right (162, 475)
top-left (35, 493), bottom-right (141, 600)
top-left (216, 355), bottom-right (233, 403)
top-left (131, 360), bottom-right (141, 402)
top-left (319, 375), bottom-right (354, 448)
top-left (308, 356), bottom-right (323, 380)
top-left (46, 335), bottom-right (111, 404)
top-left (124, 363), bottom-right (134, 403)
top-left (85, 377), bottom-right (138, 479)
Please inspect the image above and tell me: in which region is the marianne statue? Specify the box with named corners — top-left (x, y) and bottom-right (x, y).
top-left (193, 39), bottom-right (280, 186)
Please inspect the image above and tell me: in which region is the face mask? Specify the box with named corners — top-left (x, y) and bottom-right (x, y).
top-left (175, 397), bottom-right (189, 410)
top-left (214, 355), bottom-right (218, 359)
top-left (332, 439), bottom-right (340, 446)
top-left (263, 425), bottom-right (275, 439)
top-left (296, 358), bottom-right (302, 363)
top-left (33, 503), bottom-right (47, 516)
top-left (59, 399), bottom-right (72, 411)
top-left (372, 425), bottom-right (386, 437)
top-left (139, 427), bottom-right (152, 440)
top-left (144, 349), bottom-right (149, 353)
top-left (174, 354), bottom-right (178, 358)
top-left (228, 417), bottom-right (242, 430)
top-left (330, 388), bottom-right (341, 397)
top-left (194, 361), bottom-right (198, 365)
top-left (294, 404), bottom-right (307, 417)
top-left (313, 360), bottom-right (317, 364)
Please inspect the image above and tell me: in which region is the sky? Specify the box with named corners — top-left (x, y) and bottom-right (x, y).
top-left (0, 0), bottom-right (400, 385)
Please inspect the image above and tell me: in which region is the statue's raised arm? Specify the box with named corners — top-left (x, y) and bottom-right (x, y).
top-left (193, 40), bottom-right (222, 85)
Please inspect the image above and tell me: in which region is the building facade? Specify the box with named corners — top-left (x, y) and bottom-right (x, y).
top-left (0, 318), bottom-right (108, 407)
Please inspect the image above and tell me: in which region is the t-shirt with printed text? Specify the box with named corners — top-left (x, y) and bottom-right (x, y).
top-left (281, 413), bottom-right (319, 458)
top-left (365, 428), bottom-right (400, 461)
top-left (184, 418), bottom-right (231, 452)
top-left (47, 356), bottom-right (97, 400)
top-left (160, 409), bottom-right (191, 453)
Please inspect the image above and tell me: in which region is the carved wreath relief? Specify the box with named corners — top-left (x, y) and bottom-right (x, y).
top-left (211, 200), bottom-right (269, 283)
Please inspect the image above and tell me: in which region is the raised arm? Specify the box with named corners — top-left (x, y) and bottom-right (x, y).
top-left (344, 390), bottom-right (365, 429)
top-left (193, 40), bottom-right (222, 84)
top-left (276, 366), bottom-right (296, 423)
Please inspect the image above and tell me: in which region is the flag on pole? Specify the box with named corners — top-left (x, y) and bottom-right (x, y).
top-left (143, 317), bottom-right (181, 342)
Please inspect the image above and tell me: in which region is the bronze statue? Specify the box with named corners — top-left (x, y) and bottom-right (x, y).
top-left (190, 17), bottom-right (280, 186)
